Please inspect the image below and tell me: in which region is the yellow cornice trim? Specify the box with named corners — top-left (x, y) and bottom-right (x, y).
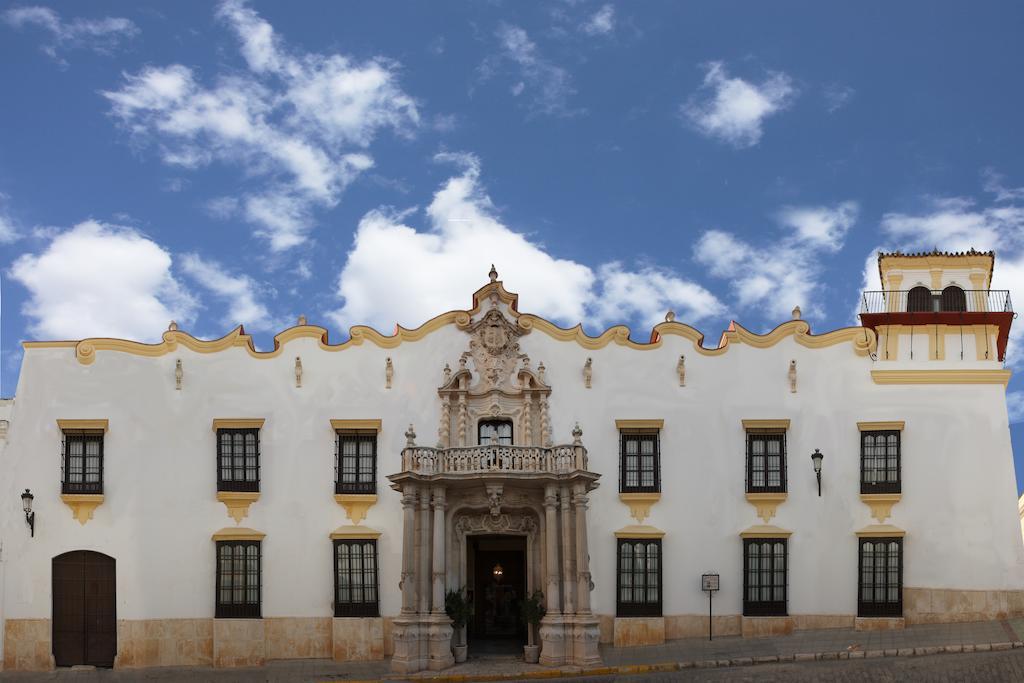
top-left (614, 524), bottom-right (665, 539)
top-left (216, 491), bottom-right (260, 524)
top-left (741, 419), bottom-right (791, 430)
top-left (212, 527), bottom-right (266, 541)
top-left (860, 493), bottom-right (902, 524)
top-left (870, 370), bottom-right (1011, 387)
top-left (855, 524), bottom-right (906, 538)
top-left (739, 524), bottom-right (792, 539)
top-left (619, 492), bottom-right (661, 524)
top-left (212, 418), bottom-right (266, 431)
top-left (744, 492), bottom-right (788, 523)
top-left (879, 254), bottom-right (993, 276)
top-left (615, 419), bottom-right (664, 430)
top-left (57, 419), bottom-right (108, 432)
top-left (334, 494), bottom-right (378, 526)
top-left (60, 494), bottom-right (104, 525)
top-left (330, 419), bottom-right (382, 431)
top-left (329, 525), bottom-right (382, 540)
top-left (857, 421), bottom-right (905, 432)
top-left (24, 282), bottom-right (878, 364)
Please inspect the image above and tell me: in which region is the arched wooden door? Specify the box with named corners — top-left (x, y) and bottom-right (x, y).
top-left (52, 551), bottom-right (116, 667)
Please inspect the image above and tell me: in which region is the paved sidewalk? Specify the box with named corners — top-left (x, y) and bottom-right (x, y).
top-left (1, 618), bottom-right (1022, 681)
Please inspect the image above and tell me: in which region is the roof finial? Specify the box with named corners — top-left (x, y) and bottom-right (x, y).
top-left (791, 305), bottom-right (801, 320)
top-left (489, 264), bottom-right (498, 283)
top-left (665, 310), bottom-right (676, 322)
top-left (297, 314), bottom-right (307, 326)
top-left (168, 320), bottom-right (178, 331)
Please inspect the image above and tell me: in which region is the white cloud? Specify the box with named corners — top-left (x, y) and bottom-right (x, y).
top-left (0, 193), bottom-right (21, 243)
top-left (1007, 391), bottom-right (1024, 424)
top-left (694, 201), bottom-right (859, 319)
top-left (823, 83), bottom-right (854, 113)
top-left (330, 154), bottom-right (721, 333)
top-left (487, 24), bottom-right (578, 118)
top-left (3, 5), bottom-right (138, 60)
top-left (179, 253), bottom-right (274, 331)
top-left (581, 5), bottom-right (615, 36)
top-left (983, 168), bottom-right (1024, 204)
top-left (682, 61), bottom-right (796, 148)
top-left (9, 220), bottom-right (196, 341)
top-left (102, 0), bottom-right (418, 250)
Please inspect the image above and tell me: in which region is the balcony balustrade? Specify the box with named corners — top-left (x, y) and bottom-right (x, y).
top-left (860, 289), bottom-right (1011, 315)
top-left (400, 443), bottom-right (588, 476)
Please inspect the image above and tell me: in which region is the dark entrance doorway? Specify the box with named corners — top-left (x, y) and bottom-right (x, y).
top-left (52, 551), bottom-right (117, 668)
top-left (467, 535), bottom-right (526, 654)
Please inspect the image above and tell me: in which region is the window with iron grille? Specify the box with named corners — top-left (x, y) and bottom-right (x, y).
top-left (215, 541), bottom-right (261, 618)
top-left (478, 419), bottom-right (513, 446)
top-left (743, 538), bottom-right (787, 616)
top-left (858, 538), bottom-right (902, 617)
top-left (61, 430), bottom-right (104, 495)
top-left (619, 430), bottom-right (660, 493)
top-left (746, 431), bottom-right (786, 493)
top-left (334, 539), bottom-right (380, 617)
top-left (335, 430), bottom-right (377, 494)
top-left (616, 538), bottom-right (662, 616)
top-left (860, 431), bottom-right (901, 494)
top-left (217, 428), bottom-right (260, 492)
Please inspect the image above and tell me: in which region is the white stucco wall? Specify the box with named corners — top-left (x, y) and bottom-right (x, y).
top-left (1, 301), bottom-right (1023, 625)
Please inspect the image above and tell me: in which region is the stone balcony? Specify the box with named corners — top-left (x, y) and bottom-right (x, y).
top-left (399, 443), bottom-right (588, 476)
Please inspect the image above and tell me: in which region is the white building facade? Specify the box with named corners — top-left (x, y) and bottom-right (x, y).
top-left (2, 252), bottom-right (1023, 672)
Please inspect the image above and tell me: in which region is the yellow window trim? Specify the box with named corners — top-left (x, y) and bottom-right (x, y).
top-left (216, 491), bottom-right (260, 524)
top-left (334, 494), bottom-right (378, 526)
top-left (60, 494), bottom-right (104, 525)
top-left (739, 524), bottom-right (792, 539)
top-left (57, 419), bottom-right (109, 432)
top-left (870, 370), bottom-right (1011, 387)
top-left (857, 421), bottom-right (905, 432)
top-left (855, 524), bottom-right (906, 538)
top-left (614, 524), bottom-right (665, 539)
top-left (330, 419), bottom-right (382, 431)
top-left (741, 419), bottom-right (790, 430)
top-left (212, 527), bottom-right (266, 541)
top-left (615, 419), bottom-right (664, 430)
top-left (212, 418), bottom-right (266, 431)
top-left (861, 493), bottom-right (902, 524)
top-left (618, 492), bottom-right (661, 524)
top-left (745, 492), bottom-right (788, 524)
top-left (330, 525), bottom-right (382, 540)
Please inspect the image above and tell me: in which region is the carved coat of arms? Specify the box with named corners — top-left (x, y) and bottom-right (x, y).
top-left (462, 308), bottom-right (523, 392)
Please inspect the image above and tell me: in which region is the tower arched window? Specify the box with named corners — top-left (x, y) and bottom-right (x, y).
top-left (941, 285), bottom-right (967, 312)
top-left (906, 286), bottom-right (933, 312)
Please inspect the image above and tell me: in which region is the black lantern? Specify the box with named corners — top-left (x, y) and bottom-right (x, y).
top-left (811, 449), bottom-right (824, 497)
top-left (492, 563), bottom-right (504, 582)
top-left (21, 489), bottom-right (35, 537)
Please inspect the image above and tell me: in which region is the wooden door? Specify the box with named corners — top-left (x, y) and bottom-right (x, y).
top-left (52, 551), bottom-right (116, 667)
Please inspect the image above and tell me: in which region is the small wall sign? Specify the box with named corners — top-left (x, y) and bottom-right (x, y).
top-left (701, 573), bottom-right (720, 592)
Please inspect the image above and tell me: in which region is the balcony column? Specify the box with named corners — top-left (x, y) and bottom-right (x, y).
top-left (969, 273), bottom-right (988, 312)
top-left (418, 491), bottom-right (431, 614)
top-left (400, 484), bottom-right (418, 614)
top-left (427, 485), bottom-right (454, 670)
top-left (539, 484), bottom-right (566, 666)
top-left (573, 484), bottom-right (592, 614)
top-left (560, 485), bottom-right (576, 615)
top-left (886, 275), bottom-right (903, 312)
top-left (430, 486), bottom-right (447, 612)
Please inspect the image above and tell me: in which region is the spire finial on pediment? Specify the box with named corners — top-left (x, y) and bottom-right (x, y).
top-left (489, 264), bottom-right (498, 283)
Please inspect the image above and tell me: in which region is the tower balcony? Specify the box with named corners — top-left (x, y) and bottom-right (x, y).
top-left (859, 289), bottom-right (1014, 361)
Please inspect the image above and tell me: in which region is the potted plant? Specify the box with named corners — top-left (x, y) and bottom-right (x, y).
top-left (445, 587), bottom-right (472, 663)
top-left (520, 590), bottom-right (546, 663)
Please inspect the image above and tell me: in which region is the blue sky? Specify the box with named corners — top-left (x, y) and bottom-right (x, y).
top-left (3, 2), bottom-right (1024, 486)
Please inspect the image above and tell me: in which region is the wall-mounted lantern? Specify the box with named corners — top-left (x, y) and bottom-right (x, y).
top-left (21, 488), bottom-right (35, 537)
top-left (492, 563), bottom-right (504, 582)
top-left (811, 449), bottom-right (824, 497)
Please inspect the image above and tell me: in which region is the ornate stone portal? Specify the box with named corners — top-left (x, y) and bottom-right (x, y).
top-left (387, 276), bottom-right (601, 673)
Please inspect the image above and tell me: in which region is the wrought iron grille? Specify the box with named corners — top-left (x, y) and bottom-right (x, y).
top-left (61, 430), bottom-right (104, 495)
top-left (335, 430), bottom-right (377, 495)
top-left (858, 538), bottom-right (903, 617)
top-left (616, 538), bottom-right (662, 617)
top-left (334, 539), bottom-right (380, 617)
top-left (860, 431), bottom-right (901, 494)
top-left (746, 431), bottom-right (787, 493)
top-left (743, 538), bottom-right (788, 616)
top-left (619, 430), bottom-right (660, 493)
top-left (217, 428), bottom-right (260, 492)
top-left (215, 541), bottom-right (261, 618)
top-left (860, 289), bottom-right (1012, 314)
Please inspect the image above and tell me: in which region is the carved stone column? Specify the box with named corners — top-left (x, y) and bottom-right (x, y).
top-left (418, 491), bottom-right (432, 615)
top-left (571, 483), bottom-right (601, 666)
top-left (539, 484), bottom-right (566, 666)
top-left (560, 485), bottom-right (576, 615)
top-left (426, 486), bottom-right (454, 670)
top-left (391, 484), bottom-right (425, 674)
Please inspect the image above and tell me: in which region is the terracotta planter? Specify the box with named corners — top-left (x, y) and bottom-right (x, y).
top-left (523, 644), bottom-right (540, 663)
top-left (454, 644), bottom-right (468, 663)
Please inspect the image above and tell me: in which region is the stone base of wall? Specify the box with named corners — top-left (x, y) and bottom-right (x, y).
top-left (905, 588), bottom-right (1024, 624)
top-left (741, 616), bottom-right (794, 638)
top-left (613, 617), bottom-right (665, 647)
top-left (114, 618), bottom-right (213, 668)
top-left (265, 617), bottom-right (331, 661)
top-left (213, 619), bottom-right (265, 668)
top-left (3, 620), bottom-right (54, 671)
top-left (332, 617), bottom-right (384, 661)
top-left (793, 615), bottom-right (855, 630)
top-left (665, 615), bottom-right (742, 640)
top-left (856, 617), bottom-right (905, 631)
